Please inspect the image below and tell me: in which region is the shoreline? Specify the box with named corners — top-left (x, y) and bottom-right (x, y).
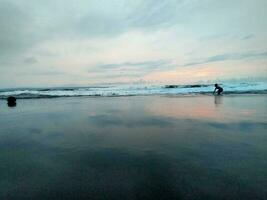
top-left (1, 93), bottom-right (267, 100)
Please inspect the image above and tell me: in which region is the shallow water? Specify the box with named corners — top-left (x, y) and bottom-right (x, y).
top-left (0, 95), bottom-right (267, 200)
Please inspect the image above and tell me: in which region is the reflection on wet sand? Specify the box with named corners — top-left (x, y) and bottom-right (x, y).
top-left (7, 102), bottom-right (17, 107)
top-left (147, 95), bottom-right (264, 122)
top-left (0, 95), bottom-right (267, 200)
top-left (214, 95), bottom-right (223, 106)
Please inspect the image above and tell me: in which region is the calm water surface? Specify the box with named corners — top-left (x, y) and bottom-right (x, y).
top-left (0, 95), bottom-right (267, 200)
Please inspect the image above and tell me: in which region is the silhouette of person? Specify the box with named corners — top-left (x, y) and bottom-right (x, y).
top-left (213, 83), bottom-right (223, 95)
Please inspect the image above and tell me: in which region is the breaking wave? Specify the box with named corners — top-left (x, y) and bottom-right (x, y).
top-left (0, 82), bottom-right (266, 99)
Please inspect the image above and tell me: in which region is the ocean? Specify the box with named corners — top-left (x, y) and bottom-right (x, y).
top-left (0, 82), bottom-right (267, 99)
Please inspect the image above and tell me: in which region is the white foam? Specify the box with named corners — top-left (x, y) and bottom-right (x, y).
top-left (0, 82), bottom-right (266, 99)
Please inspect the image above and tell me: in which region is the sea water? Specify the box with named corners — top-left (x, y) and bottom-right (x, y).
top-left (0, 82), bottom-right (267, 99)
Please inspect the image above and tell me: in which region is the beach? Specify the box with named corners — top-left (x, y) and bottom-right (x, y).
top-left (0, 95), bottom-right (267, 200)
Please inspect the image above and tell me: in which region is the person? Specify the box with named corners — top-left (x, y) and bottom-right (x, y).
top-left (213, 83), bottom-right (223, 95)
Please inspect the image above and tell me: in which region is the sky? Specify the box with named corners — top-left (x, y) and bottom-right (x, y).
top-left (0, 0), bottom-right (267, 88)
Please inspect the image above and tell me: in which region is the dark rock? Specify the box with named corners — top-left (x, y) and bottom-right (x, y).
top-left (7, 96), bottom-right (17, 107)
top-left (7, 96), bottom-right (16, 103)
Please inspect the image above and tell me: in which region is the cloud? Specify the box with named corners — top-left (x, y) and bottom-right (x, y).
top-left (184, 51), bottom-right (267, 66)
top-left (31, 71), bottom-right (65, 76)
top-left (126, 0), bottom-right (179, 30)
top-left (89, 60), bottom-right (171, 71)
top-left (0, 0), bottom-right (182, 66)
top-left (73, 0), bottom-right (194, 37)
top-left (18, 67), bottom-right (66, 76)
top-left (24, 57), bottom-right (38, 64)
top-left (242, 34), bottom-right (254, 40)
top-left (1, 0), bottom-right (267, 87)
top-left (87, 60), bottom-right (175, 78)
top-left (0, 1), bottom-right (32, 57)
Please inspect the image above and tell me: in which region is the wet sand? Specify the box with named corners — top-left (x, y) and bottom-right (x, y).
top-left (0, 95), bottom-right (267, 200)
